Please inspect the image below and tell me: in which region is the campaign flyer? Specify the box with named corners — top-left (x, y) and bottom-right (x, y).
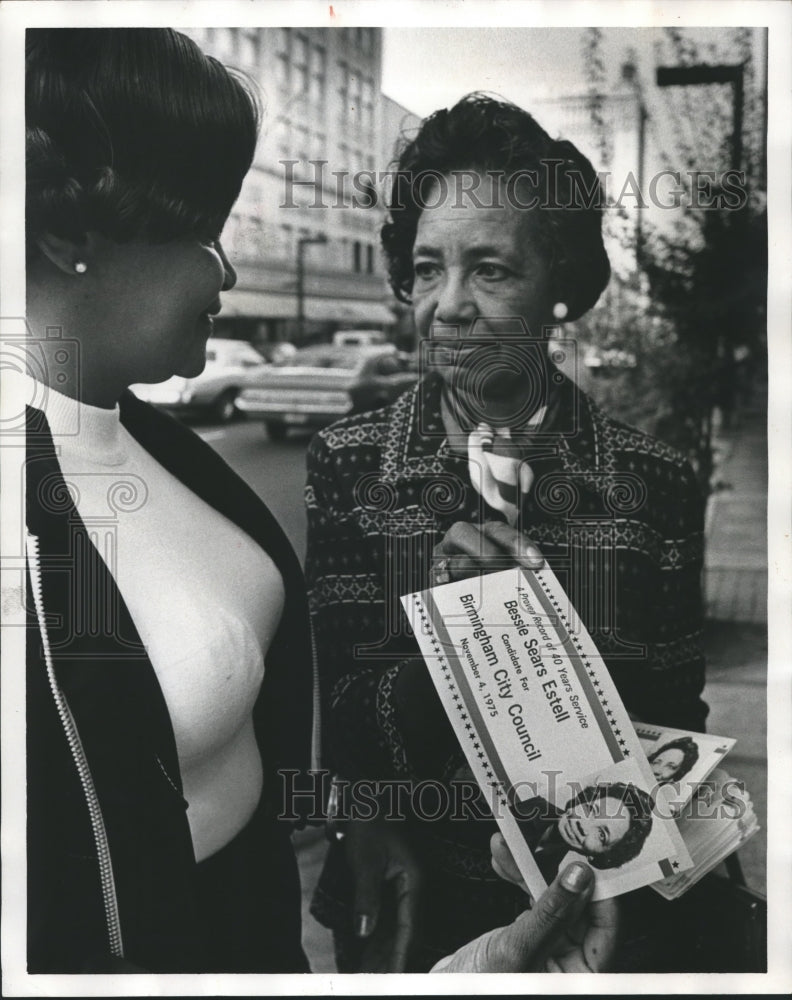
top-left (401, 565), bottom-right (693, 901)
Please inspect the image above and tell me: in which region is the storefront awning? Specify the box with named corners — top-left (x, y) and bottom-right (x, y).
top-left (220, 289), bottom-right (395, 326)
top-left (219, 290), bottom-right (295, 319)
top-left (305, 297), bottom-right (394, 325)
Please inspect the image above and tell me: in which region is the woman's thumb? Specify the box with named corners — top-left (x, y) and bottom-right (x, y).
top-left (353, 861), bottom-right (383, 938)
top-left (502, 862), bottom-right (594, 967)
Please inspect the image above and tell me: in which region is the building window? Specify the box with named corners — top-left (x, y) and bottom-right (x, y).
top-left (348, 72), bottom-right (360, 119)
top-left (312, 46), bottom-right (326, 75)
top-left (240, 179), bottom-right (262, 213)
top-left (214, 28), bottom-right (236, 61)
top-left (353, 240), bottom-right (361, 273)
top-left (366, 244), bottom-right (374, 274)
top-left (276, 52), bottom-right (289, 91)
top-left (338, 141), bottom-right (350, 174)
top-left (295, 125), bottom-right (310, 166)
top-left (275, 27), bottom-right (289, 53)
top-left (294, 34), bottom-right (309, 66)
top-left (292, 64), bottom-right (307, 97)
top-left (312, 131), bottom-right (326, 163)
top-left (310, 45), bottom-right (326, 105)
top-left (275, 117), bottom-right (291, 159)
top-left (238, 29), bottom-right (258, 65)
top-left (292, 33), bottom-right (308, 95)
top-left (338, 61), bottom-right (349, 111)
top-left (281, 224), bottom-right (293, 257)
top-left (362, 77), bottom-right (374, 130)
top-left (222, 212), bottom-right (240, 254)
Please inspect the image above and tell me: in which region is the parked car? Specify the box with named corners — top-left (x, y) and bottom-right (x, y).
top-left (130, 338), bottom-right (269, 422)
top-left (583, 346), bottom-right (638, 372)
top-left (236, 343), bottom-right (418, 439)
top-left (332, 329), bottom-right (387, 346)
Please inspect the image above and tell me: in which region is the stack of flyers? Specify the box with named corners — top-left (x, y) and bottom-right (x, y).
top-left (651, 768), bottom-right (760, 899)
top-left (401, 565), bottom-right (756, 903)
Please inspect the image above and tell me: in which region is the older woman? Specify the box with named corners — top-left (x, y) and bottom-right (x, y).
top-left (307, 93), bottom-right (708, 970)
top-left (22, 32), bottom-right (618, 976)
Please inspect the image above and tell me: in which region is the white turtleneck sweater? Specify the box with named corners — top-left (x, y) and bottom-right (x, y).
top-left (19, 372), bottom-right (284, 862)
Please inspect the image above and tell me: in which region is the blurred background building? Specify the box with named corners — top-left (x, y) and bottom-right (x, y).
top-left (186, 27), bottom-right (420, 351)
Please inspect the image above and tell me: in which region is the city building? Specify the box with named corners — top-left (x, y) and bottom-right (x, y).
top-left (186, 27), bottom-right (420, 349)
top-left (530, 63), bottom-right (652, 283)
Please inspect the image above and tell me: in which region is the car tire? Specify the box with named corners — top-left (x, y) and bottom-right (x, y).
top-left (265, 421), bottom-right (287, 441)
top-left (213, 389), bottom-right (238, 424)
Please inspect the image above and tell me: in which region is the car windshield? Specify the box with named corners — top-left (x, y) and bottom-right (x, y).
top-left (274, 348), bottom-right (365, 372)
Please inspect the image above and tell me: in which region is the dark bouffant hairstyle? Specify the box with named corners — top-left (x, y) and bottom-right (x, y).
top-left (381, 93), bottom-right (610, 322)
top-left (648, 736), bottom-right (700, 784)
top-left (26, 28), bottom-right (259, 258)
top-left (564, 781), bottom-right (654, 870)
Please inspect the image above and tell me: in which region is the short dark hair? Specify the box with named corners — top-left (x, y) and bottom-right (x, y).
top-left (26, 28), bottom-right (259, 257)
top-left (381, 92), bottom-right (610, 322)
top-left (648, 736), bottom-right (700, 784)
top-left (564, 781), bottom-right (654, 870)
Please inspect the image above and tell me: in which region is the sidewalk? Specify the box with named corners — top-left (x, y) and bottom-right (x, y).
top-left (705, 405), bottom-right (768, 625)
top-left (700, 389), bottom-right (768, 895)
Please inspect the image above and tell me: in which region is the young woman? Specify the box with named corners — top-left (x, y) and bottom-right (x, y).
top-left (24, 27), bottom-right (314, 973)
top-left (22, 28), bottom-right (617, 976)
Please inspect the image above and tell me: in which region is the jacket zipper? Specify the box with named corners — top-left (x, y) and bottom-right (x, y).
top-left (309, 617), bottom-right (322, 774)
top-left (26, 531), bottom-right (125, 960)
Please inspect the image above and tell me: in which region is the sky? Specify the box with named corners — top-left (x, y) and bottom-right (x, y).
top-left (380, 25), bottom-right (767, 196)
top-left (382, 26), bottom-right (766, 120)
top-left (382, 27), bottom-right (590, 115)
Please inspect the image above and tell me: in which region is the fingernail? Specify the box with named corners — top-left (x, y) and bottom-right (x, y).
top-left (561, 862), bottom-right (591, 893)
top-left (356, 914), bottom-right (373, 938)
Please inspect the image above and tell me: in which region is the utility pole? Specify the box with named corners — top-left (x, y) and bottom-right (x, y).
top-left (656, 63), bottom-right (745, 172)
top-left (620, 61), bottom-right (648, 266)
top-left (296, 233), bottom-right (328, 344)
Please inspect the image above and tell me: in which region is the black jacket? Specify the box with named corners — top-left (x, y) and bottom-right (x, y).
top-left (25, 392), bottom-right (316, 972)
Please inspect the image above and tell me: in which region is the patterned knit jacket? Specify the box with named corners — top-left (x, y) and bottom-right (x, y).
top-left (306, 370), bottom-right (708, 967)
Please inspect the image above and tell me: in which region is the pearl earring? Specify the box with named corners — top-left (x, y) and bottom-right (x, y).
top-left (552, 302), bottom-right (568, 320)
top-left (74, 261), bottom-right (88, 274)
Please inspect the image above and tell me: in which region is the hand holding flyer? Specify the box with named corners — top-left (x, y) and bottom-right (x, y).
top-left (401, 565), bottom-right (693, 901)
